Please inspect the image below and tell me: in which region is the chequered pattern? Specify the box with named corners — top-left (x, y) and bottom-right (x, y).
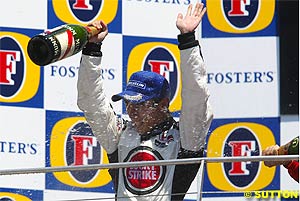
top-left (0, 1), bottom-right (289, 200)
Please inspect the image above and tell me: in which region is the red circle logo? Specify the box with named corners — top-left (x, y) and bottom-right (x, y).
top-left (123, 147), bottom-right (166, 195)
top-left (126, 152), bottom-right (160, 189)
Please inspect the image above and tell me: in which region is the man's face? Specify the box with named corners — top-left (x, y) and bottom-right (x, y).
top-left (125, 99), bottom-right (167, 134)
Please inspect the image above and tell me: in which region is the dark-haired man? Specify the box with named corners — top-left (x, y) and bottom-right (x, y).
top-left (77, 3), bottom-right (213, 200)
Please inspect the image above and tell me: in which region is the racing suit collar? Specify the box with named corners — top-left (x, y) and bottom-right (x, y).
top-left (140, 117), bottom-right (176, 142)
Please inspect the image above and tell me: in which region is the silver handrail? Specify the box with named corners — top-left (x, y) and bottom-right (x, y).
top-left (0, 155), bottom-right (298, 176)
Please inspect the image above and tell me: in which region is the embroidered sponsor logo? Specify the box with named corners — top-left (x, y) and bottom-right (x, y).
top-left (155, 132), bottom-right (174, 148)
top-left (123, 94), bottom-right (143, 101)
top-left (128, 80), bottom-right (146, 89)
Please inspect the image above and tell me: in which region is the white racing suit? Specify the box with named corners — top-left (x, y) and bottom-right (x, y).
top-left (77, 32), bottom-right (213, 201)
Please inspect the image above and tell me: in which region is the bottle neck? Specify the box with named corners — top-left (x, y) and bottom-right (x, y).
top-left (278, 136), bottom-right (299, 155)
top-left (288, 136), bottom-right (299, 155)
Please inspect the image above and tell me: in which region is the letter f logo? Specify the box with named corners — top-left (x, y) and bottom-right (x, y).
top-left (228, 141), bottom-right (255, 175)
top-left (0, 50), bottom-right (20, 85)
top-left (73, 0), bottom-right (93, 10)
top-left (228, 0), bottom-right (251, 16)
top-left (148, 60), bottom-right (174, 83)
top-left (71, 135), bottom-right (97, 165)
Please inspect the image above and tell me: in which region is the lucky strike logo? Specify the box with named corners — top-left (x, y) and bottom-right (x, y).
top-left (206, 122), bottom-right (277, 191)
top-left (49, 116), bottom-right (111, 188)
top-left (123, 147), bottom-right (166, 195)
top-left (52, 0), bottom-right (118, 25)
top-left (204, 0), bottom-right (276, 35)
top-left (126, 42), bottom-right (181, 112)
top-left (0, 33), bottom-right (40, 103)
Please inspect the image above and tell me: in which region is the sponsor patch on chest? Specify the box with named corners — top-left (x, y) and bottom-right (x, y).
top-left (155, 131), bottom-right (174, 148)
top-left (123, 146), bottom-right (166, 195)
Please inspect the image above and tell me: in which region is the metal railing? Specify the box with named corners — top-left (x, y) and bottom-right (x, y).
top-left (0, 155), bottom-right (297, 176)
top-left (0, 155), bottom-right (298, 201)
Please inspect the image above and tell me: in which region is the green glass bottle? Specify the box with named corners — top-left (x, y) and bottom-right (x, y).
top-left (278, 136), bottom-right (299, 155)
top-left (27, 24), bottom-right (99, 66)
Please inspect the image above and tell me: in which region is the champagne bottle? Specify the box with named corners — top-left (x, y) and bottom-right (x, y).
top-left (27, 24), bottom-right (100, 66)
top-left (278, 136), bottom-right (299, 155)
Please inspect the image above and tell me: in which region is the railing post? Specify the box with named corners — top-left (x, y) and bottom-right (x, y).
top-left (197, 159), bottom-right (205, 201)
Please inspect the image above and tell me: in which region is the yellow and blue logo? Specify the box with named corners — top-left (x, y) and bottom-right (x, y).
top-left (204, 117), bottom-right (280, 195)
top-left (202, 0), bottom-right (277, 37)
top-left (0, 193), bottom-right (32, 201)
top-left (49, 0), bottom-right (121, 33)
top-left (0, 29), bottom-right (43, 108)
top-left (45, 110), bottom-right (114, 192)
top-left (124, 36), bottom-right (181, 115)
top-left (0, 188), bottom-right (43, 200)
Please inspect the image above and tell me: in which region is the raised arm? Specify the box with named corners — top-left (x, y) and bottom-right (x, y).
top-left (77, 21), bottom-right (120, 154)
top-left (176, 3), bottom-right (213, 151)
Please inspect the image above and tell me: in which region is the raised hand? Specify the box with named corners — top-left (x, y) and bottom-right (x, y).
top-left (176, 3), bottom-right (206, 34)
top-left (262, 145), bottom-right (286, 167)
top-left (88, 20), bottom-right (108, 43)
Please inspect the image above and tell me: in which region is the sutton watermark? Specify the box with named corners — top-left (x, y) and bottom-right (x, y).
top-left (244, 190), bottom-right (299, 199)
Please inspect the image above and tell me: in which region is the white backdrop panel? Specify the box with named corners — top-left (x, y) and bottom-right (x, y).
top-left (44, 190), bottom-right (115, 201)
top-left (202, 37), bottom-right (279, 118)
top-left (44, 33), bottom-right (123, 113)
top-left (0, 0), bottom-right (47, 29)
top-left (0, 106), bottom-right (45, 189)
top-left (122, 0), bottom-right (198, 38)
